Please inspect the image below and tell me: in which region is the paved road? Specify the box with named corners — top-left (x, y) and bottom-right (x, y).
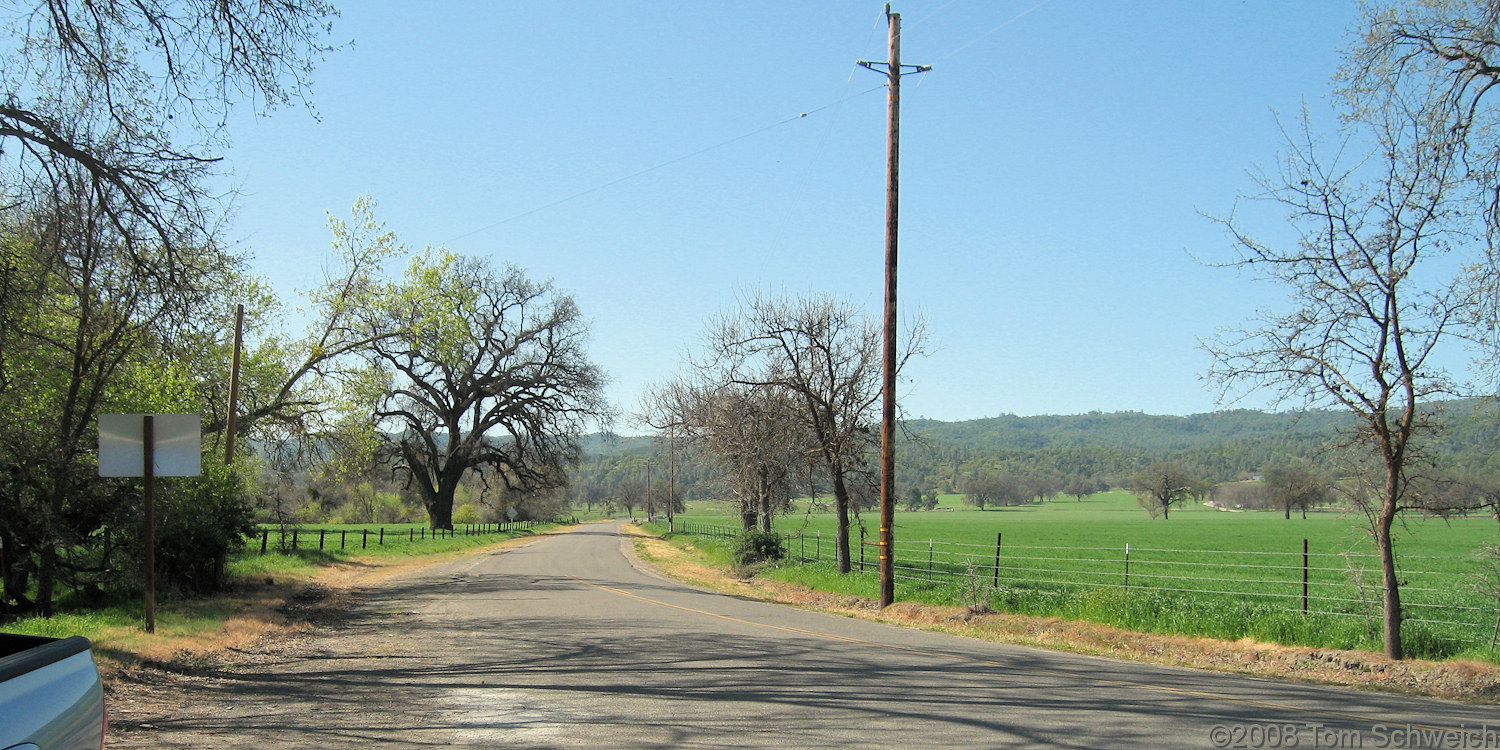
top-left (117, 522), bottom-right (1498, 748)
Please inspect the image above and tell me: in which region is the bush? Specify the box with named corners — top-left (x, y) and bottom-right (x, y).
top-left (732, 530), bottom-right (786, 566)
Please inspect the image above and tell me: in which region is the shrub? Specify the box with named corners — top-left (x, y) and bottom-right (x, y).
top-left (732, 530), bottom-right (786, 566)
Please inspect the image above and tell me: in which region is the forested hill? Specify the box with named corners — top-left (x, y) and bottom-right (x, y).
top-left (574, 400), bottom-right (1500, 500)
top-left (904, 409), bottom-right (1355, 454)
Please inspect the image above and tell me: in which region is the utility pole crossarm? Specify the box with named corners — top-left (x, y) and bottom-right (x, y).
top-left (856, 60), bottom-right (933, 75)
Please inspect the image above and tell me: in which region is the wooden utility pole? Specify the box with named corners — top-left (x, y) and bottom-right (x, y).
top-left (860, 5), bottom-right (929, 609)
top-left (668, 429), bottom-right (677, 531)
top-left (224, 304), bottom-right (244, 464)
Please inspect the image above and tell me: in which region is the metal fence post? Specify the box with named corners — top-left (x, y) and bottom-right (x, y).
top-left (319, 529), bottom-right (325, 550)
top-left (1124, 543), bottom-right (1131, 589)
top-left (928, 539), bottom-right (934, 582)
top-left (993, 532), bottom-right (1002, 589)
top-left (860, 526), bottom-right (866, 572)
top-left (363, 529), bottom-right (369, 549)
top-left (1302, 538), bottom-right (1309, 614)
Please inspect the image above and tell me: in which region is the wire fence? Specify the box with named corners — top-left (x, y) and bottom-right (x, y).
top-left (673, 521), bottom-right (1498, 649)
top-left (252, 519), bottom-right (572, 554)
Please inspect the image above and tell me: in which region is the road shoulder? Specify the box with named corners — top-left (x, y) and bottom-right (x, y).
top-left (623, 524), bottom-right (1500, 705)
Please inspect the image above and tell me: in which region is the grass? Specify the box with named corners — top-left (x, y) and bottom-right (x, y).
top-left (661, 492), bottom-right (1500, 663)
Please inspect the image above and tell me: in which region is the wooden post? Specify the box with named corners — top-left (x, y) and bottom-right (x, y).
top-left (260, 530), bottom-right (268, 554)
top-left (223, 304), bottom-right (244, 464)
top-left (319, 529), bottom-right (325, 550)
top-left (363, 529), bottom-right (368, 549)
top-left (143, 415), bottom-right (156, 634)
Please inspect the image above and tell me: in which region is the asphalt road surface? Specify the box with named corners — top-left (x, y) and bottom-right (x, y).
top-left (114, 522), bottom-right (1498, 748)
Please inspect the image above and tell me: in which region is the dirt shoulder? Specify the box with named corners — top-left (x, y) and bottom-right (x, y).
top-left (101, 530), bottom-right (560, 742)
top-left (623, 524), bottom-right (1500, 705)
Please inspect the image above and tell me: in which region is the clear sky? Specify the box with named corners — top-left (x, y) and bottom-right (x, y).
top-left (217, 1), bottom-right (1367, 425)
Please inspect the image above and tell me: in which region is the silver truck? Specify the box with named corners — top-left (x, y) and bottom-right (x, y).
top-left (0, 634), bottom-right (106, 750)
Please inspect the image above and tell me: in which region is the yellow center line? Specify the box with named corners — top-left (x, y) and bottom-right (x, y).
top-left (571, 575), bottom-right (1463, 732)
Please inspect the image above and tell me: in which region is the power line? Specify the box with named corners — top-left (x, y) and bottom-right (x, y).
top-left (441, 85), bottom-right (887, 246)
top-left (937, 0), bottom-right (1060, 62)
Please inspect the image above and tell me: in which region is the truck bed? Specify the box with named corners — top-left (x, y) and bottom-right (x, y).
top-left (0, 634), bottom-right (105, 750)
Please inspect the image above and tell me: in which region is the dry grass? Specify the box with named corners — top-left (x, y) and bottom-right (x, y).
top-left (627, 525), bottom-right (1500, 704)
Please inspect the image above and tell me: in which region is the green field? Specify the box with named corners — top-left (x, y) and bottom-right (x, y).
top-left (660, 492), bottom-right (1500, 662)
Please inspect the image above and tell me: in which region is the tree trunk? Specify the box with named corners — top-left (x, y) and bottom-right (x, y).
top-left (831, 470), bottom-right (851, 574)
top-left (1377, 472), bottom-right (1404, 660)
top-left (35, 546), bottom-right (56, 616)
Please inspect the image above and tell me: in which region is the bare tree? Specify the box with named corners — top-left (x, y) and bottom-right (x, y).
top-left (0, 0), bottom-right (338, 258)
top-left (1206, 96), bottom-right (1478, 657)
top-left (703, 293), bottom-right (923, 574)
top-left (615, 480), bottom-right (644, 521)
top-left (643, 379), bottom-right (805, 532)
top-left (1131, 462), bottom-right (1199, 520)
top-left (367, 249), bottom-right (608, 530)
top-left (1262, 461), bottom-right (1332, 519)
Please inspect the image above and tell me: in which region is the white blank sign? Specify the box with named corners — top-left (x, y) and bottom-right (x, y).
top-left (98, 414), bottom-right (201, 477)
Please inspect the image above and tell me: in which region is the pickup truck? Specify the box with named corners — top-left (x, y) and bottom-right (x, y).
top-left (0, 634), bottom-right (105, 750)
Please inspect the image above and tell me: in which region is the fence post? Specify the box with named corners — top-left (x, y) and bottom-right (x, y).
top-left (292, 530), bottom-right (299, 551)
top-left (993, 532), bottom-right (1002, 589)
top-left (1124, 543), bottom-right (1131, 589)
top-left (380, 527), bottom-right (385, 545)
top-left (341, 530), bottom-right (346, 549)
top-left (260, 530), bottom-right (268, 555)
top-left (860, 526), bottom-right (866, 572)
top-left (928, 539), bottom-right (934, 582)
top-left (1302, 538), bottom-right (1309, 614)
top-left (318, 529), bottom-right (325, 550)
top-left (817, 530), bottom-right (821, 561)
top-left (363, 529), bottom-right (369, 549)
top-left (801, 533), bottom-right (805, 563)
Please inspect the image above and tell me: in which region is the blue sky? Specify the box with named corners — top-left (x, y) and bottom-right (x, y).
top-left (218, 1), bottom-right (1366, 425)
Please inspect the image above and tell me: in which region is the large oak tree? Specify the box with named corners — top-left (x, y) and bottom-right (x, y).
top-left (367, 249), bottom-right (607, 530)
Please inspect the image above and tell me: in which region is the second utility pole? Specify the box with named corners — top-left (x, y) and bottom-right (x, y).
top-left (860, 5), bottom-right (929, 609)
